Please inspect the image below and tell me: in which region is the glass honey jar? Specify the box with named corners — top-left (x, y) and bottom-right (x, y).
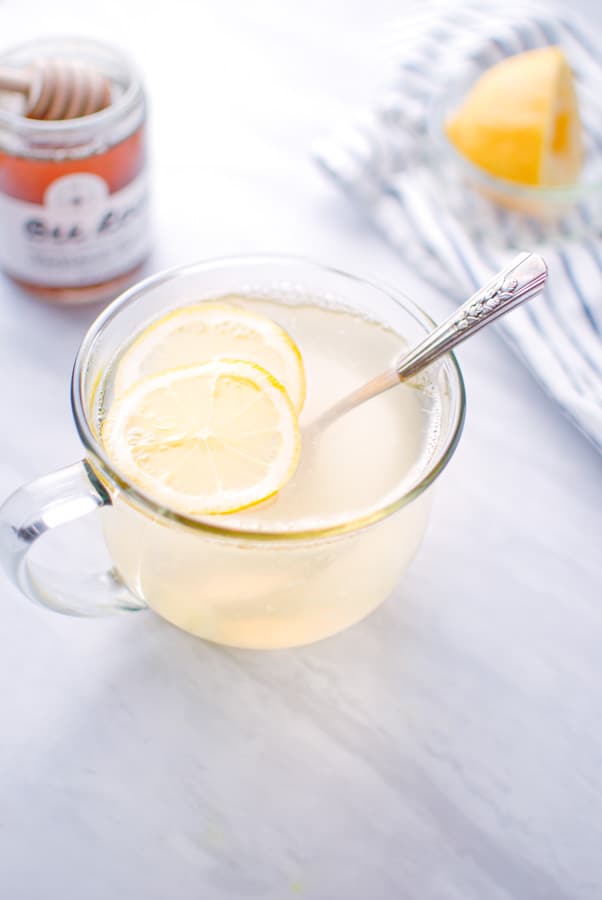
top-left (0, 37), bottom-right (151, 304)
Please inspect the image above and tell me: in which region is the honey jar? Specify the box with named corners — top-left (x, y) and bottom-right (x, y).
top-left (0, 37), bottom-right (150, 304)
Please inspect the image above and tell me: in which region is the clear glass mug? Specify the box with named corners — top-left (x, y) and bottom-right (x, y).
top-left (0, 258), bottom-right (465, 649)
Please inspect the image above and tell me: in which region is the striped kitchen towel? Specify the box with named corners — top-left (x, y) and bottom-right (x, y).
top-left (315, 1), bottom-right (602, 451)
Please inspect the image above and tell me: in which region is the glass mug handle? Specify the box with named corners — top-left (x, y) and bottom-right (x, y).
top-left (0, 460), bottom-right (146, 615)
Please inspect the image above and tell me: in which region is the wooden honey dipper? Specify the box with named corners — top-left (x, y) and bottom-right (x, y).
top-left (0, 58), bottom-right (111, 120)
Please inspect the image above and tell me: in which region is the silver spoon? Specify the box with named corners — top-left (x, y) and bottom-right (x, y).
top-left (310, 251), bottom-right (548, 433)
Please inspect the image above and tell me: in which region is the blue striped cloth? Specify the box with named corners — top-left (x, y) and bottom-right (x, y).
top-left (315, 1), bottom-right (602, 451)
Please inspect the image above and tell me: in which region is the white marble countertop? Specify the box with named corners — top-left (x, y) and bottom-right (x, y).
top-left (1, 1), bottom-right (601, 898)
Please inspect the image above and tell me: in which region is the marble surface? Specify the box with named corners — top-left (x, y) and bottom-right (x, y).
top-left (1, 1), bottom-right (601, 898)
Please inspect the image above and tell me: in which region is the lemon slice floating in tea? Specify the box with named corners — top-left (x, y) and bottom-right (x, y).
top-left (102, 359), bottom-right (301, 516)
top-left (446, 46), bottom-right (582, 186)
top-left (113, 301), bottom-right (306, 412)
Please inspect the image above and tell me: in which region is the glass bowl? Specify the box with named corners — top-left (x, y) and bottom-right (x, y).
top-left (428, 56), bottom-right (602, 250)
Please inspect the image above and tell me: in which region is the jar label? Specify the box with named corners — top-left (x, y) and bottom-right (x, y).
top-left (0, 171), bottom-right (150, 287)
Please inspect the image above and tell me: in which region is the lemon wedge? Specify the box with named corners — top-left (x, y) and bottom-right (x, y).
top-left (114, 301), bottom-right (306, 412)
top-left (446, 46), bottom-right (582, 186)
top-left (102, 359), bottom-right (301, 516)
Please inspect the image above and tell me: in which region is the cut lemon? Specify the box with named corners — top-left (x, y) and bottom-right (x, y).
top-left (102, 359), bottom-right (301, 516)
top-left (113, 301), bottom-right (306, 412)
top-left (446, 46), bottom-right (582, 186)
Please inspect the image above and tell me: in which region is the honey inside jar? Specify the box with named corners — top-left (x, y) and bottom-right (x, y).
top-left (0, 37), bottom-right (150, 304)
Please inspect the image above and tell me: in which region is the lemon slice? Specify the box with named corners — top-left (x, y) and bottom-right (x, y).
top-left (446, 46), bottom-right (582, 186)
top-left (113, 301), bottom-right (306, 412)
top-left (102, 359), bottom-right (300, 516)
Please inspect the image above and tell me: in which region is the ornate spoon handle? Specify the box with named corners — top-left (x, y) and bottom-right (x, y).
top-left (310, 252), bottom-right (548, 434)
top-left (395, 252), bottom-right (547, 379)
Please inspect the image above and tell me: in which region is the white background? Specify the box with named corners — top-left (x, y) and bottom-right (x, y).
top-left (0, 2), bottom-right (601, 898)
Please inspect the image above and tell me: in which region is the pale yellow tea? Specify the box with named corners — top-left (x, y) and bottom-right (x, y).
top-left (95, 295), bottom-right (441, 648)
